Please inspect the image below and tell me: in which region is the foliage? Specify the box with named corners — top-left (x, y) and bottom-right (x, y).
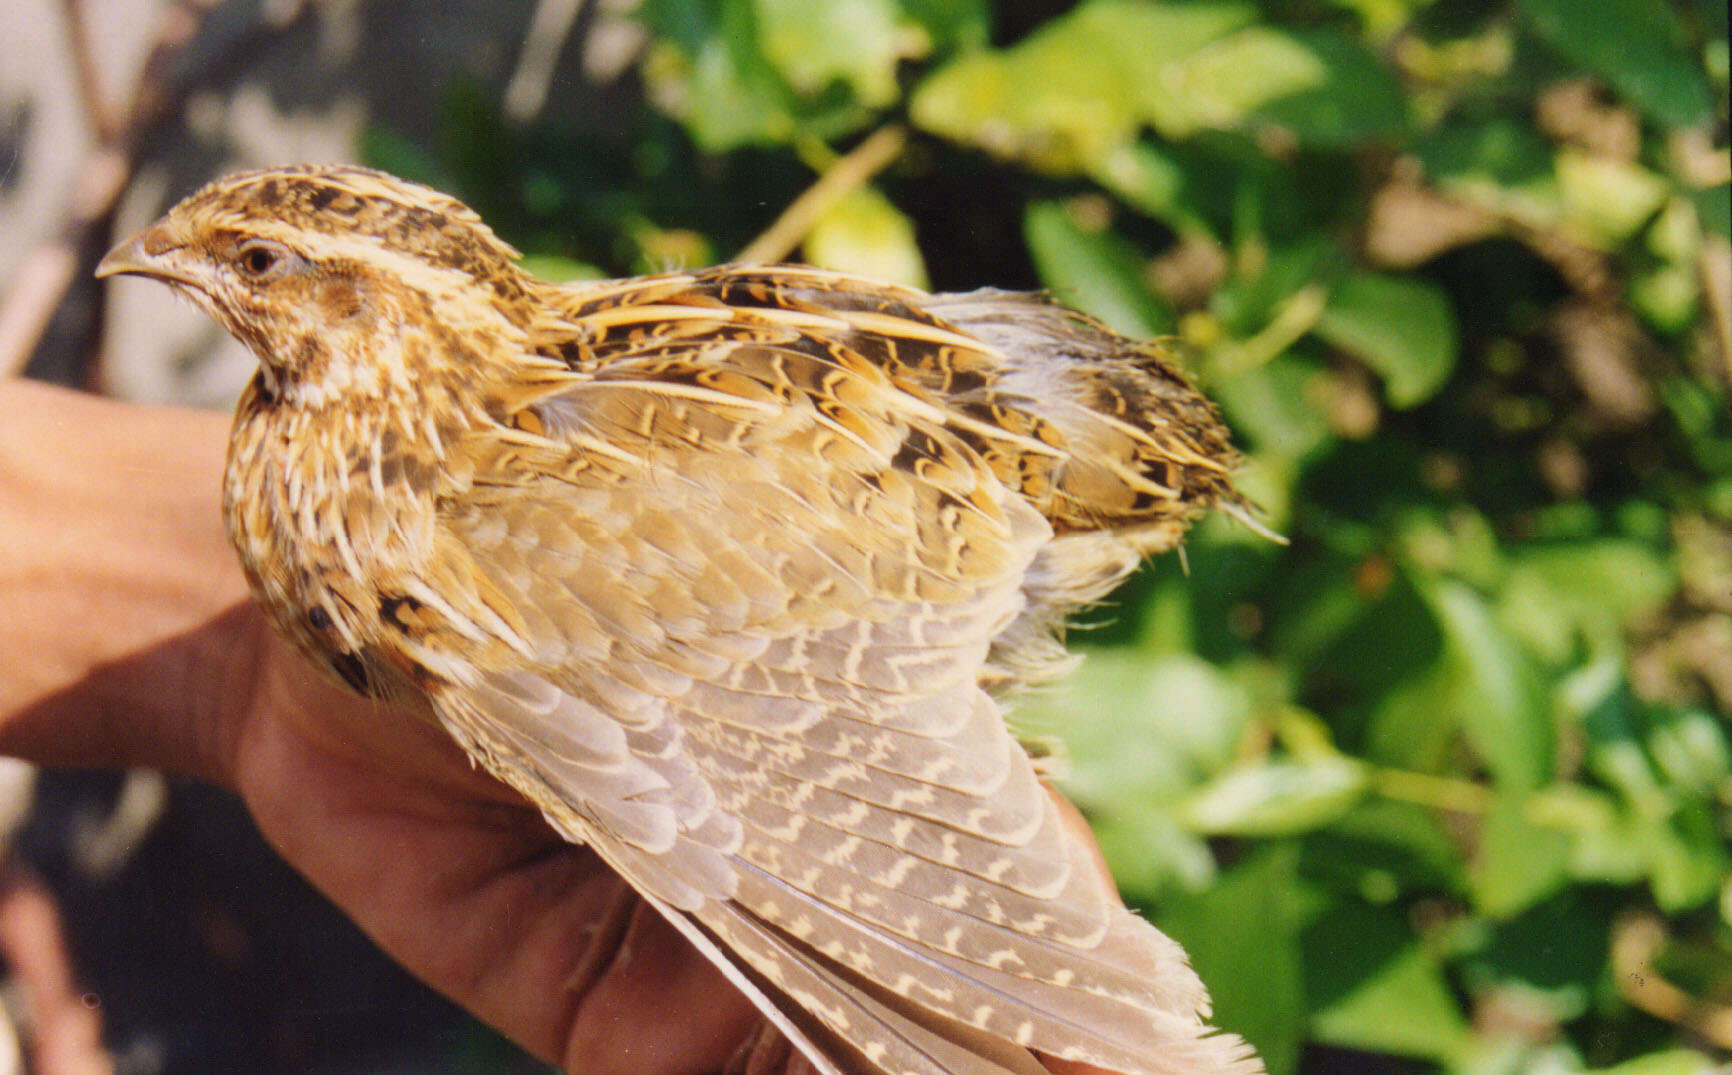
top-left (367, 1), bottom-right (1732, 1071)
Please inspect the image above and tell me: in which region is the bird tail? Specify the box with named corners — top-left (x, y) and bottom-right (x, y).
top-left (921, 290), bottom-right (1262, 687)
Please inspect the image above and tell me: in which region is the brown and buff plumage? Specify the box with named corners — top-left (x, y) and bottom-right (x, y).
top-left (98, 164), bottom-right (1264, 1075)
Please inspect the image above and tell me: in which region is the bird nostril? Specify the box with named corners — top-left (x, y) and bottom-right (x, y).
top-left (139, 224), bottom-right (182, 257)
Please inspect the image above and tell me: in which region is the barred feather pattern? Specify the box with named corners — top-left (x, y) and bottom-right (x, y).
top-left (99, 164), bottom-right (1263, 1075)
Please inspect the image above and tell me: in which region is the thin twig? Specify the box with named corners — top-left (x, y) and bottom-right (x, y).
top-left (1611, 913), bottom-right (1732, 1050)
top-left (735, 124), bottom-right (908, 265)
top-left (504, 0), bottom-right (589, 124)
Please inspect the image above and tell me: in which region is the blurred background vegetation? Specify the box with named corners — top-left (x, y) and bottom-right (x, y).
top-left (3, 0), bottom-right (1729, 1072)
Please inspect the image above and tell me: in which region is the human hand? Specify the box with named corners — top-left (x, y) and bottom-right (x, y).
top-left (0, 381), bottom-right (1129, 1073)
top-left (203, 610), bottom-right (1129, 1074)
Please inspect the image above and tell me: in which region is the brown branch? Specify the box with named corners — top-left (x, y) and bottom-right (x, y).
top-left (734, 124), bottom-right (907, 265)
top-left (58, 0), bottom-right (122, 142)
top-left (1699, 236), bottom-right (1732, 387)
top-left (1612, 913), bottom-right (1732, 1051)
top-left (504, 0), bottom-right (590, 124)
top-left (0, 148), bottom-right (131, 379)
top-left (0, 0), bottom-right (312, 380)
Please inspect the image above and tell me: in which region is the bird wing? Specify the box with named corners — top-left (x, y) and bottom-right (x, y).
top-left (414, 322), bottom-right (1258, 1074)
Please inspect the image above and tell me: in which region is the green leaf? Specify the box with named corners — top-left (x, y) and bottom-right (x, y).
top-left (802, 186), bottom-right (929, 289)
top-left (897, 0), bottom-right (989, 51)
top-left (1023, 199), bottom-right (1171, 337)
top-left (1211, 351), bottom-right (1335, 461)
top-left (1595, 1050), bottom-right (1727, 1075)
top-left (1540, 783), bottom-right (1653, 885)
top-left (1246, 30), bottom-right (1409, 146)
top-left (1498, 539), bottom-right (1678, 660)
top-left (1091, 810), bottom-right (1220, 904)
top-left (1647, 706), bottom-right (1732, 793)
top-left (1088, 140), bottom-right (1223, 238)
top-left (1457, 889), bottom-right (1611, 1021)
top-left (1417, 117), bottom-right (1555, 191)
top-left (1632, 259), bottom-right (1702, 334)
top-left (1518, 0), bottom-right (1715, 128)
top-left (640, 0), bottom-right (793, 150)
top-left (909, 28), bottom-right (1142, 171)
top-left (1694, 183), bottom-right (1731, 240)
top-left (516, 255), bottom-right (605, 283)
top-left (1413, 118), bottom-right (1564, 229)
top-left (1027, 652), bottom-right (1251, 807)
top-left (1302, 899), bottom-right (1470, 1061)
top-left (1161, 845), bottom-right (1307, 1073)
top-left (1568, 665), bottom-right (1671, 815)
top-left (1425, 580), bottom-right (1554, 793)
top-left (1556, 149), bottom-right (1671, 247)
top-left (1149, 27), bottom-right (1406, 145)
top-left (1470, 795), bottom-right (1573, 917)
top-left (1179, 756), bottom-right (1369, 837)
top-left (1301, 799), bottom-right (1468, 900)
top-left (753, 0), bottom-right (900, 106)
top-left (1646, 800), bottom-right (1730, 912)
top-left (909, 0), bottom-right (1256, 170)
top-left (1211, 236), bottom-right (1339, 337)
top-left (1314, 272), bottom-right (1459, 408)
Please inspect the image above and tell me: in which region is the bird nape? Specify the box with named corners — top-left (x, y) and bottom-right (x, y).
top-left (98, 163), bottom-right (1264, 1075)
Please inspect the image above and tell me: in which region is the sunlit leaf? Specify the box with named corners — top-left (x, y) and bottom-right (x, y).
top-left (1470, 796), bottom-right (1573, 917)
top-left (1594, 1051), bottom-right (1726, 1075)
top-left (909, 27), bottom-right (1143, 171)
top-left (1649, 802), bottom-right (1729, 913)
top-left (897, 0), bottom-right (989, 51)
top-left (754, 0), bottom-right (900, 106)
top-left (1556, 149), bottom-right (1671, 247)
top-left (640, 0), bottom-right (793, 149)
top-left (1149, 27), bottom-right (1405, 144)
top-left (1027, 652), bottom-right (1252, 807)
top-left (909, 0), bottom-right (1257, 169)
top-left (1180, 756), bottom-right (1369, 837)
top-left (518, 254), bottom-right (602, 283)
top-left (1498, 539), bottom-right (1678, 660)
top-left (802, 186), bottom-right (929, 289)
top-left (1647, 706), bottom-right (1732, 793)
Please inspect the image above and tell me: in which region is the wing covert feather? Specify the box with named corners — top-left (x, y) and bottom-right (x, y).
top-left (423, 334), bottom-right (1256, 1072)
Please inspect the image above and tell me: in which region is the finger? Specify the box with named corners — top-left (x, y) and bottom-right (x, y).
top-left (562, 896), bottom-right (763, 1073)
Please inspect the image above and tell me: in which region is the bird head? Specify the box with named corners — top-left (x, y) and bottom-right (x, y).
top-left (97, 164), bottom-right (530, 406)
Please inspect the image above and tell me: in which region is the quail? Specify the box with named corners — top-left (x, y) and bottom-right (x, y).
top-left (98, 164), bottom-right (1263, 1075)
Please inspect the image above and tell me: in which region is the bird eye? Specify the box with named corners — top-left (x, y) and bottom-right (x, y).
top-left (233, 240), bottom-right (293, 280)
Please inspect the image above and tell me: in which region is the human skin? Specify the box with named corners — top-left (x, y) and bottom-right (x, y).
top-left (0, 378), bottom-right (1114, 1074)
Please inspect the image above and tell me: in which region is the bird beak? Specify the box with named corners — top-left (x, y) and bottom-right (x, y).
top-left (96, 225), bottom-right (201, 287)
